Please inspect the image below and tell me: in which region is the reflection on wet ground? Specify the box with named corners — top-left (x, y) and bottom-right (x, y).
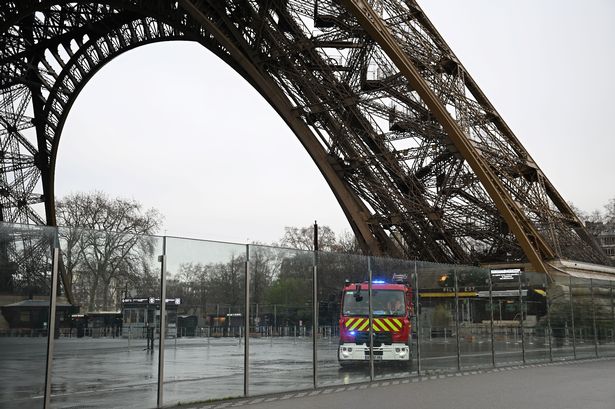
top-left (1, 335), bottom-right (613, 409)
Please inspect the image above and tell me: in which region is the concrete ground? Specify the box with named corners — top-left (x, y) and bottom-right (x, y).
top-left (186, 358), bottom-right (615, 409)
top-left (1, 335), bottom-right (613, 409)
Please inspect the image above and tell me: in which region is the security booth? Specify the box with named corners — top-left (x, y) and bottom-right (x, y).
top-left (85, 311), bottom-right (122, 337)
top-left (224, 312), bottom-right (243, 337)
top-left (121, 297), bottom-right (180, 338)
top-left (207, 312), bottom-right (243, 337)
top-left (70, 314), bottom-right (87, 337)
top-left (0, 299), bottom-right (77, 337)
top-left (177, 315), bottom-right (198, 337)
top-left (489, 268), bottom-right (526, 322)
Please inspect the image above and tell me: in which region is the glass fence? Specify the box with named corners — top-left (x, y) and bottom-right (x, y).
top-left (0, 222), bottom-right (614, 409)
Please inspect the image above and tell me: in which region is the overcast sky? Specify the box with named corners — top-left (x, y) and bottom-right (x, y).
top-left (56, 0), bottom-right (615, 244)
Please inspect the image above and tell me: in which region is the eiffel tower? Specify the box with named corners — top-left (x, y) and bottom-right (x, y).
top-left (0, 0), bottom-right (611, 276)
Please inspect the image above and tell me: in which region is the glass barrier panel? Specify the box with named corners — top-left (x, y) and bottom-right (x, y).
top-left (369, 255), bottom-right (417, 381)
top-left (316, 251), bottom-right (370, 386)
top-left (0, 223), bottom-right (55, 409)
top-left (523, 272), bottom-right (549, 363)
top-left (593, 279), bottom-right (615, 357)
top-left (547, 275), bottom-right (575, 360)
top-left (248, 245), bottom-right (313, 395)
top-left (50, 226), bottom-right (162, 409)
top-left (570, 277), bottom-right (597, 359)
top-left (455, 265), bottom-right (493, 370)
top-left (163, 237), bottom-right (246, 405)
top-left (491, 267), bottom-right (523, 366)
top-left (416, 262), bottom-right (459, 374)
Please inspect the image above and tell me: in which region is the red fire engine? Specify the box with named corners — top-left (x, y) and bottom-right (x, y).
top-left (338, 274), bottom-right (413, 366)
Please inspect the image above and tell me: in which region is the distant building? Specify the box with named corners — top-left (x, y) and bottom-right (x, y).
top-left (587, 221), bottom-right (615, 261)
top-left (121, 297), bottom-right (180, 338)
top-left (0, 299), bottom-right (77, 335)
top-left (597, 225), bottom-right (615, 260)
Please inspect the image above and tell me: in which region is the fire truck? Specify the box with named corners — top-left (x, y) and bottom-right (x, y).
top-left (338, 274), bottom-right (413, 366)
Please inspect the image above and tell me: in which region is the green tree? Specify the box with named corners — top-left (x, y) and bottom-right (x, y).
top-left (432, 304), bottom-right (451, 328)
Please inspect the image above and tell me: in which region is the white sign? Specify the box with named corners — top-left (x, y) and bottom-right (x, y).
top-left (490, 268), bottom-right (521, 280)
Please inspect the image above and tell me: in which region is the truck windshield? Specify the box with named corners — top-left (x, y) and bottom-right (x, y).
top-left (342, 290), bottom-right (406, 317)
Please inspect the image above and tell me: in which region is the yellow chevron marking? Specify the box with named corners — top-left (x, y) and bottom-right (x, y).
top-left (386, 319), bottom-right (395, 331)
top-left (358, 320), bottom-right (369, 331)
top-left (375, 319), bottom-right (389, 332)
top-left (383, 318), bottom-right (398, 332)
top-left (347, 317), bottom-right (408, 332)
top-left (350, 318), bottom-right (363, 330)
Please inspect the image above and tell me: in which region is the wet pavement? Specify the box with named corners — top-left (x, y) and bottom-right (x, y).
top-left (186, 358), bottom-right (615, 409)
top-left (1, 335), bottom-right (613, 408)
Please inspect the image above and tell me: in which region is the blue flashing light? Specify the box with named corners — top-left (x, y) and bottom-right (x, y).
top-left (349, 331), bottom-right (356, 336)
top-left (372, 280), bottom-right (386, 284)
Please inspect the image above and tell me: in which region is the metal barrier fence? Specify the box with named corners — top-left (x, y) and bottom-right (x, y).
top-left (0, 222), bottom-right (614, 409)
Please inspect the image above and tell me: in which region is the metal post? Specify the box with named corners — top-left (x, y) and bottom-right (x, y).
top-left (590, 279), bottom-right (598, 357)
top-left (157, 237), bottom-right (167, 408)
top-left (43, 247), bottom-right (60, 409)
top-left (453, 270), bottom-right (461, 371)
top-left (518, 271), bottom-right (525, 364)
top-left (244, 245), bottom-right (250, 396)
top-left (544, 275), bottom-right (553, 363)
top-left (488, 268), bottom-right (495, 367)
top-left (569, 276), bottom-right (576, 359)
top-left (368, 256), bottom-right (374, 381)
top-left (312, 245), bottom-right (318, 388)
top-left (611, 283), bottom-right (615, 346)
top-left (413, 262), bottom-right (421, 375)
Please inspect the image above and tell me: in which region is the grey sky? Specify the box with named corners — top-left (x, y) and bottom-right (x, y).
top-left (56, 0), bottom-right (615, 244)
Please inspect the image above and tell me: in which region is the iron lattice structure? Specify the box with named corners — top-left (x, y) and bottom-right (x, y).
top-left (0, 0), bottom-right (610, 273)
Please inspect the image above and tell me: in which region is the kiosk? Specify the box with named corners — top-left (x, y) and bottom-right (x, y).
top-left (121, 297), bottom-right (180, 338)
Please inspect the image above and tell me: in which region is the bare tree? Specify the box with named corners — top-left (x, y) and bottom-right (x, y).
top-left (280, 225), bottom-right (333, 251)
top-left (588, 210), bottom-right (605, 224)
top-left (332, 230), bottom-right (362, 254)
top-left (605, 198), bottom-right (615, 224)
top-left (568, 202), bottom-right (589, 223)
top-left (279, 224), bottom-right (361, 253)
top-left (56, 192), bottom-right (162, 311)
top-left (0, 226), bottom-right (55, 296)
top-left (249, 245), bottom-right (277, 306)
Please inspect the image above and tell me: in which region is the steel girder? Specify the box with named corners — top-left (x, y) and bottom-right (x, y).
top-left (0, 0), bottom-right (610, 272)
